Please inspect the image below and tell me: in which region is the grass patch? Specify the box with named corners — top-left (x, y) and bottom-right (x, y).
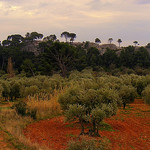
top-left (99, 122), bottom-right (114, 131)
top-left (66, 134), bottom-right (77, 137)
top-left (135, 112), bottom-right (143, 117)
top-left (0, 89), bottom-right (64, 150)
top-left (0, 109), bottom-right (48, 150)
top-left (126, 105), bottom-right (134, 111)
top-left (120, 110), bottom-right (131, 115)
top-left (0, 127), bottom-right (32, 150)
top-left (0, 107), bottom-right (11, 110)
top-left (66, 136), bottom-right (111, 150)
top-left (65, 123), bottom-right (75, 128)
top-left (130, 145), bottom-right (135, 149)
top-left (142, 110), bottom-right (150, 112)
top-left (112, 116), bottom-right (125, 121)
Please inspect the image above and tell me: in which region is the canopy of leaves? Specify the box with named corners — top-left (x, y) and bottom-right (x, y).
top-left (59, 78), bottom-right (119, 136)
top-left (142, 86), bottom-right (150, 105)
top-left (95, 38), bottom-right (101, 44)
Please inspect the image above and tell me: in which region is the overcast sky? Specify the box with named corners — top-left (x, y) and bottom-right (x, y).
top-left (0, 0), bottom-right (150, 46)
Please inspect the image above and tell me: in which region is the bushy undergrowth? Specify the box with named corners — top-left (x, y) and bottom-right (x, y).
top-left (0, 88), bottom-right (63, 149)
top-left (0, 108), bottom-right (50, 150)
top-left (1, 69), bottom-right (150, 149)
top-left (13, 101), bottom-right (37, 119)
top-left (66, 136), bottom-right (110, 150)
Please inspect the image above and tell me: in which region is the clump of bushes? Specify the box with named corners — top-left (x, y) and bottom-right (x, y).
top-left (14, 101), bottom-right (27, 116)
top-left (13, 101), bottom-right (37, 119)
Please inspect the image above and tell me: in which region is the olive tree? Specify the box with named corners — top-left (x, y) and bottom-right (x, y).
top-left (2, 82), bottom-right (10, 100)
top-left (142, 85), bottom-right (150, 105)
top-left (119, 85), bottom-right (137, 109)
top-left (59, 80), bottom-right (119, 137)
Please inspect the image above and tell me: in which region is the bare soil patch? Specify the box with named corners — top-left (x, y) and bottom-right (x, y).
top-left (24, 103), bottom-right (150, 150)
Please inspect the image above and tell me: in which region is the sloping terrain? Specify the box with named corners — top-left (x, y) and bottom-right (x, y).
top-left (0, 130), bottom-right (16, 150)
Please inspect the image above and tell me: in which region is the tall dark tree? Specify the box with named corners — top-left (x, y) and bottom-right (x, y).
top-left (25, 32), bottom-right (43, 42)
top-left (2, 40), bottom-right (10, 47)
top-left (95, 38), bottom-right (101, 44)
top-left (86, 47), bottom-right (101, 67)
top-left (2, 34), bottom-right (24, 47)
top-left (102, 49), bottom-right (118, 67)
top-left (133, 41), bottom-right (138, 47)
top-left (108, 38), bottom-right (113, 44)
top-left (21, 59), bottom-right (36, 76)
top-left (119, 46), bottom-right (136, 68)
top-left (135, 47), bottom-right (150, 67)
top-left (69, 33), bottom-right (76, 43)
top-left (61, 31), bottom-right (70, 42)
top-left (117, 39), bottom-right (122, 48)
top-left (146, 43), bottom-right (150, 48)
top-left (43, 34), bottom-right (57, 42)
top-left (45, 42), bottom-right (77, 77)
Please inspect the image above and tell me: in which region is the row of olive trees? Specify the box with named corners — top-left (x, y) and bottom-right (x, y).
top-left (0, 70), bottom-right (150, 137)
top-left (0, 74), bottom-right (67, 101)
top-left (58, 71), bottom-right (150, 136)
top-left (1, 70), bottom-right (150, 103)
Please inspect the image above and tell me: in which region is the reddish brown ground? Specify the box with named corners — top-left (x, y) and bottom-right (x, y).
top-left (24, 101), bottom-right (150, 150)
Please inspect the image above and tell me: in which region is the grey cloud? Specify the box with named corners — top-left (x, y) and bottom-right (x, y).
top-left (39, 2), bottom-right (49, 8)
top-left (136, 0), bottom-right (150, 4)
top-left (87, 0), bottom-right (109, 10)
top-left (0, 0), bottom-right (22, 4)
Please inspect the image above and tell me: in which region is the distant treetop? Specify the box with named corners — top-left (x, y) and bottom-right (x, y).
top-left (95, 38), bottom-right (101, 44)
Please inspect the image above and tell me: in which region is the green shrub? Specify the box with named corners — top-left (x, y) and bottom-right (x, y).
top-left (14, 101), bottom-right (37, 119)
top-left (14, 101), bottom-right (27, 116)
top-left (119, 85), bottom-right (137, 109)
top-left (27, 108), bottom-right (37, 120)
top-left (142, 86), bottom-right (150, 105)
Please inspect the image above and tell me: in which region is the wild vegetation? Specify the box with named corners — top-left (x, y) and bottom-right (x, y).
top-left (0, 32), bottom-right (150, 149)
top-left (0, 70), bottom-right (150, 149)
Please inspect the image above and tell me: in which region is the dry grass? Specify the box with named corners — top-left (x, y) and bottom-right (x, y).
top-left (0, 109), bottom-right (51, 150)
top-left (0, 88), bottom-right (65, 150)
top-left (26, 89), bottom-right (64, 120)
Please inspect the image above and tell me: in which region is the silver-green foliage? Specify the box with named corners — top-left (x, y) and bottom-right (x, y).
top-left (59, 79), bottom-right (119, 136)
top-left (0, 75), bottom-right (66, 100)
top-left (142, 85), bottom-right (150, 105)
top-left (119, 85), bottom-right (137, 108)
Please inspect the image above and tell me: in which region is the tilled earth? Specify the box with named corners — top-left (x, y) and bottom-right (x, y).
top-left (24, 102), bottom-right (150, 150)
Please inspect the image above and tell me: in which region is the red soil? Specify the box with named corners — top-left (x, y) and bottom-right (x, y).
top-left (24, 103), bottom-right (150, 150)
